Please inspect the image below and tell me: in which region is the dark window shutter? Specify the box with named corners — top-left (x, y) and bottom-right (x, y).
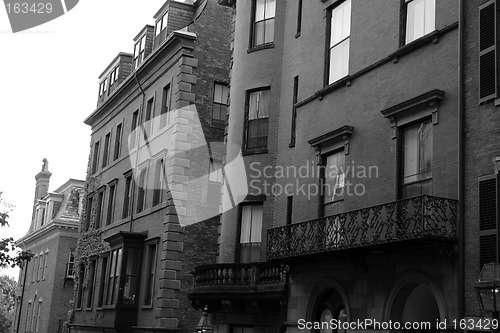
top-left (479, 0), bottom-right (498, 103)
top-left (479, 175), bottom-right (498, 267)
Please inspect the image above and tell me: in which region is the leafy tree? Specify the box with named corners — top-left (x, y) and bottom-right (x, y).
top-left (0, 275), bottom-right (17, 332)
top-left (0, 192), bottom-right (32, 269)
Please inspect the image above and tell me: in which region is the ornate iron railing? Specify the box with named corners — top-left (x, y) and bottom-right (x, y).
top-left (267, 195), bottom-right (457, 260)
top-left (192, 262), bottom-right (284, 288)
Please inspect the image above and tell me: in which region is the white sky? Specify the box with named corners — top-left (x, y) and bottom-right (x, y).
top-left (0, 0), bottom-right (169, 279)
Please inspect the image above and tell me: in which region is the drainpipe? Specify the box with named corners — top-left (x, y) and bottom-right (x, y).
top-left (457, 0), bottom-right (465, 320)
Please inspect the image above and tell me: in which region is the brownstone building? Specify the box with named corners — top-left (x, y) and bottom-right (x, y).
top-left (190, 0), bottom-right (462, 332)
top-left (69, 0), bottom-right (232, 332)
top-left (13, 160), bottom-right (85, 333)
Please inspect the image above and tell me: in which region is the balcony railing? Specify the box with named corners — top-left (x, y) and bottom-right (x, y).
top-left (190, 262), bottom-right (286, 296)
top-left (267, 195), bottom-right (457, 260)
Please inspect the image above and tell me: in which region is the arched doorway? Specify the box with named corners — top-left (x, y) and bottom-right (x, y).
top-left (307, 278), bottom-right (350, 333)
top-left (389, 283), bottom-right (440, 332)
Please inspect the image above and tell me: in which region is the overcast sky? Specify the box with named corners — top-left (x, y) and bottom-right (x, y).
top-left (0, 0), bottom-right (169, 279)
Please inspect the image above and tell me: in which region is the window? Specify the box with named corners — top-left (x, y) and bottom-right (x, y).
top-left (290, 76), bottom-right (299, 147)
top-left (106, 248), bottom-right (122, 305)
top-left (322, 151), bottom-right (345, 216)
top-left (123, 248), bottom-right (141, 305)
top-left (99, 79), bottom-right (108, 97)
top-left (136, 167), bottom-right (148, 213)
top-left (26, 302), bottom-right (32, 332)
top-left (31, 296), bottom-right (37, 332)
top-left (327, 0), bottom-right (351, 84)
top-left (286, 196), bottom-right (293, 225)
top-left (479, 175), bottom-right (498, 267)
top-left (144, 97), bottom-right (154, 139)
top-left (252, 0), bottom-right (275, 47)
top-left (153, 158), bottom-right (166, 206)
top-left (95, 189), bottom-right (105, 229)
top-left (37, 253), bottom-right (43, 281)
top-left (160, 85), bottom-right (171, 128)
top-left (76, 264), bottom-right (84, 309)
top-left (130, 110), bottom-right (139, 148)
top-left (404, 0), bottom-right (435, 44)
top-left (212, 83), bottom-right (229, 126)
top-left (97, 256), bottom-right (108, 307)
top-left (106, 182), bottom-right (117, 225)
top-left (91, 141), bottom-right (100, 174)
top-left (400, 119), bottom-right (433, 198)
top-left (66, 249), bottom-right (75, 278)
top-left (42, 251), bottom-right (48, 280)
top-left (35, 300), bottom-right (42, 332)
top-left (110, 66), bottom-right (119, 86)
top-left (133, 35), bottom-right (147, 69)
top-left (114, 123), bottom-right (122, 160)
top-left (32, 255), bottom-right (37, 283)
top-left (102, 133), bottom-right (110, 168)
top-left (296, 0), bottom-right (303, 35)
top-left (85, 260), bottom-right (96, 308)
top-left (143, 243), bottom-right (158, 306)
top-left (208, 160), bottom-right (223, 207)
top-left (85, 195), bottom-right (93, 231)
top-left (39, 208), bottom-right (45, 227)
top-left (123, 173), bottom-right (133, 218)
top-left (245, 89), bottom-right (270, 150)
top-left (155, 12), bottom-right (168, 37)
top-left (479, 0), bottom-right (498, 102)
top-left (239, 204), bottom-right (263, 263)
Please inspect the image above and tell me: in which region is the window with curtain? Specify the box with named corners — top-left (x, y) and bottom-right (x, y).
top-left (322, 151), bottom-right (345, 216)
top-left (252, 0), bottom-right (275, 47)
top-left (405, 0), bottom-right (435, 44)
top-left (401, 119), bottom-right (433, 198)
top-left (328, 0), bottom-right (351, 84)
top-left (239, 204), bottom-right (263, 263)
top-left (246, 89), bottom-right (270, 150)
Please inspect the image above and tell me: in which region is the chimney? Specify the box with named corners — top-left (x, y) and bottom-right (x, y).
top-left (31, 159), bottom-right (51, 223)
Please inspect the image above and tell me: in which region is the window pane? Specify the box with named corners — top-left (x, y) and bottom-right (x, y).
top-left (255, 0), bottom-right (265, 21)
top-left (214, 84), bottom-right (223, 103)
top-left (240, 205), bottom-right (252, 243)
top-left (406, 0), bottom-right (434, 43)
top-left (265, 0), bottom-right (275, 19)
top-left (403, 125), bottom-right (419, 183)
top-left (258, 90), bottom-right (270, 118)
top-left (254, 21), bottom-right (265, 46)
top-left (324, 152), bottom-right (345, 204)
top-left (330, 0), bottom-right (351, 46)
top-left (264, 18), bottom-right (274, 43)
top-left (123, 248), bottom-right (139, 305)
top-left (419, 121), bottom-right (433, 179)
top-left (320, 309), bottom-right (333, 333)
top-left (329, 38), bottom-right (350, 84)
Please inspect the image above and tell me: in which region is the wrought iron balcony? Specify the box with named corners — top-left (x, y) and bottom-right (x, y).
top-left (189, 262), bottom-right (287, 303)
top-left (267, 195), bottom-right (457, 260)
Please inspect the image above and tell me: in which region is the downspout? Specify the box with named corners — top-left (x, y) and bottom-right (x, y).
top-left (15, 260), bottom-right (28, 333)
top-left (457, 0), bottom-right (465, 320)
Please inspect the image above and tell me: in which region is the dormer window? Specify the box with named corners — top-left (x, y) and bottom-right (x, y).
top-left (109, 66), bottom-right (119, 86)
top-left (155, 12), bottom-right (167, 37)
top-left (99, 78), bottom-right (109, 97)
top-left (133, 36), bottom-right (147, 69)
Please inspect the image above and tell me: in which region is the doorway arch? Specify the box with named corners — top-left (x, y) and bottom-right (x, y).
top-left (384, 272), bottom-right (445, 333)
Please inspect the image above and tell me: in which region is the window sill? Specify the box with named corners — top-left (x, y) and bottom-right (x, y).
top-left (389, 30), bottom-right (440, 62)
top-left (141, 305), bottom-right (153, 310)
top-left (247, 43), bottom-right (274, 54)
top-left (242, 148), bottom-right (268, 156)
top-left (295, 31), bottom-right (301, 38)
